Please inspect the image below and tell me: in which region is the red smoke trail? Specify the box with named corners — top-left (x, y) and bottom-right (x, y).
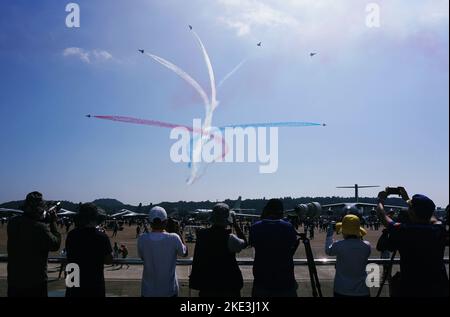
top-left (93, 115), bottom-right (190, 130)
top-left (93, 115), bottom-right (228, 159)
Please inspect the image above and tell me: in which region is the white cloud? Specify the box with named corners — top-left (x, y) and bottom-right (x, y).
top-left (217, 0), bottom-right (300, 37)
top-left (63, 47), bottom-right (90, 63)
top-left (216, 0), bottom-right (449, 46)
top-left (93, 49), bottom-right (113, 61)
top-left (63, 47), bottom-right (113, 63)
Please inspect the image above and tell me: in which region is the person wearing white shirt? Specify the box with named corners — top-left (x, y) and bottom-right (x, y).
top-left (325, 214), bottom-right (371, 297)
top-left (138, 206), bottom-right (187, 297)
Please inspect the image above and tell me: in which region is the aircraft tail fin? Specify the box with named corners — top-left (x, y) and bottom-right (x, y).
top-left (232, 196), bottom-right (242, 210)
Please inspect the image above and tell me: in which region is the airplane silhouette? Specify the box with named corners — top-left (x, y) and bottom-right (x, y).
top-left (85, 114), bottom-right (91, 118)
top-left (138, 49), bottom-right (144, 54)
top-left (257, 42), bottom-right (262, 47)
top-left (189, 25), bottom-right (193, 30)
top-left (310, 52), bottom-right (317, 57)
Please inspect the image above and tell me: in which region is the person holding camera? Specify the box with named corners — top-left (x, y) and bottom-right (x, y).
top-left (7, 191), bottom-right (62, 297)
top-left (138, 206), bottom-right (187, 297)
top-left (325, 215), bottom-right (371, 297)
top-left (189, 203), bottom-right (247, 297)
top-left (249, 199), bottom-right (300, 297)
top-left (377, 187), bottom-right (449, 297)
top-left (65, 203), bottom-right (113, 297)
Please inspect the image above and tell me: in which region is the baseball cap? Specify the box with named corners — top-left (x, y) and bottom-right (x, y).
top-left (408, 194), bottom-right (435, 219)
top-left (149, 206), bottom-right (168, 223)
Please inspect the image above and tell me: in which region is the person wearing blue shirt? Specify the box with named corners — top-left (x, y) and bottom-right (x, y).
top-left (249, 199), bottom-right (300, 297)
top-left (377, 187), bottom-right (449, 297)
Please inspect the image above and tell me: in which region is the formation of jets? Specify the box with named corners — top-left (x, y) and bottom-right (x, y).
top-left (137, 26), bottom-right (318, 60)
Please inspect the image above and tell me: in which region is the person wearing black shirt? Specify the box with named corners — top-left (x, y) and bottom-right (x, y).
top-left (65, 203), bottom-right (113, 297)
top-left (377, 187), bottom-right (449, 297)
top-left (7, 192), bottom-right (61, 297)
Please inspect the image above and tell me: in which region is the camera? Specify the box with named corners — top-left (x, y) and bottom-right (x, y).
top-left (166, 217), bottom-right (180, 233)
top-left (41, 201), bottom-right (61, 223)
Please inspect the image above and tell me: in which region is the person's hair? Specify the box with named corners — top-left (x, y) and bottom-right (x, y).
top-left (262, 199), bottom-right (284, 219)
top-left (409, 194), bottom-right (436, 222)
top-left (411, 208), bottom-right (433, 222)
top-left (76, 203), bottom-right (99, 227)
top-left (22, 191), bottom-right (44, 217)
top-left (150, 218), bottom-right (167, 230)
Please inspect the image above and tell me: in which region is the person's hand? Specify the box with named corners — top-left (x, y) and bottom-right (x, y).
top-left (378, 191), bottom-right (388, 202)
top-left (398, 187), bottom-right (409, 201)
top-left (327, 223), bottom-right (334, 236)
top-left (230, 211), bottom-right (237, 225)
top-left (47, 209), bottom-right (58, 223)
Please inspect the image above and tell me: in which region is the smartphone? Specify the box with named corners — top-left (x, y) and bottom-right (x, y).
top-left (385, 187), bottom-right (401, 196)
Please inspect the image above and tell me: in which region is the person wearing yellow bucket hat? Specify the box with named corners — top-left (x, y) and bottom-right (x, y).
top-left (335, 214), bottom-right (367, 238)
top-left (325, 214), bottom-right (371, 297)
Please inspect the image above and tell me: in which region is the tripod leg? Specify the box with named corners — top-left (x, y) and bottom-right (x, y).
top-left (303, 238), bottom-right (320, 297)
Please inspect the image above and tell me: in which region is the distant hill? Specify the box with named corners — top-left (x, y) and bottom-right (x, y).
top-left (92, 199), bottom-right (124, 210)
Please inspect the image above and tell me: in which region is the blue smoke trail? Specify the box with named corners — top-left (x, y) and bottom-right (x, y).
top-left (219, 121), bottom-right (323, 130)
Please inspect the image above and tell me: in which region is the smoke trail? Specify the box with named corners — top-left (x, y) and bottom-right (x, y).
top-left (94, 115), bottom-right (323, 130)
top-left (220, 121), bottom-right (323, 129)
top-left (145, 53), bottom-right (210, 112)
top-left (93, 115), bottom-right (190, 130)
top-left (191, 31), bottom-right (218, 112)
top-left (187, 30), bottom-right (220, 184)
top-left (92, 114), bottom-right (322, 184)
top-left (218, 59), bottom-right (247, 88)
top-left (93, 114), bottom-right (228, 159)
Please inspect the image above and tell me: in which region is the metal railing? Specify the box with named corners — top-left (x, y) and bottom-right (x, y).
top-left (1, 255), bottom-right (448, 297)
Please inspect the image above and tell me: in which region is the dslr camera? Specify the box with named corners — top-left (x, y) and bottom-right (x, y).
top-left (41, 201), bottom-right (61, 223)
top-left (166, 217), bottom-right (181, 233)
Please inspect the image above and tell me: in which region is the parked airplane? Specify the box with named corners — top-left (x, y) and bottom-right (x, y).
top-left (190, 196), bottom-right (259, 219)
top-left (0, 207), bottom-right (23, 217)
top-left (321, 184), bottom-right (407, 217)
top-left (110, 209), bottom-right (147, 219)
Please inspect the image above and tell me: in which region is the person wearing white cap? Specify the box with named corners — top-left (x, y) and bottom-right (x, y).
top-left (137, 206), bottom-right (187, 297)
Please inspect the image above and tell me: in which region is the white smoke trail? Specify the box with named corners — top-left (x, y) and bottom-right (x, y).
top-left (218, 59), bottom-right (247, 89)
top-left (191, 31), bottom-right (218, 112)
top-left (145, 53), bottom-right (210, 112)
top-left (145, 31), bottom-right (227, 185)
top-left (185, 31), bottom-right (221, 185)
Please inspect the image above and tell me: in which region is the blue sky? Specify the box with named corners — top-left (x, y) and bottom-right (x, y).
top-left (0, 0), bottom-right (448, 206)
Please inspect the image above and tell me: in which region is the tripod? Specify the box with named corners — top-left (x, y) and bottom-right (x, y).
top-left (298, 233), bottom-right (323, 297)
